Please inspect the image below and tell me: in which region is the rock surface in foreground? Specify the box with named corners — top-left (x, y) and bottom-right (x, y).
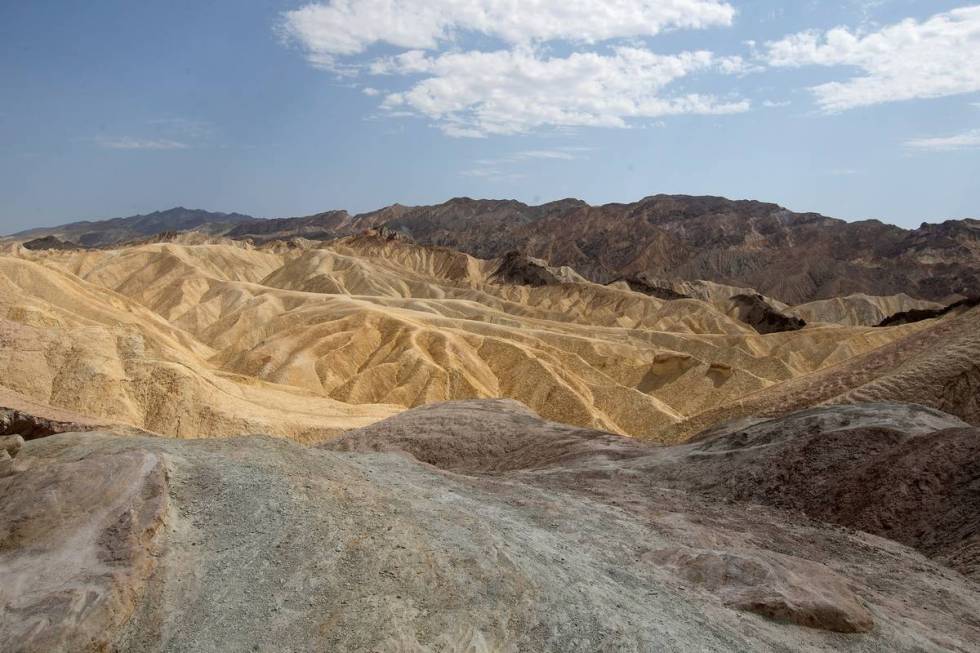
top-left (2, 400), bottom-right (979, 651)
top-left (651, 547), bottom-right (874, 633)
top-left (0, 445), bottom-right (167, 651)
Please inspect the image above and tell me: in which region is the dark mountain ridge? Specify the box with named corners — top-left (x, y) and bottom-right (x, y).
top-left (10, 207), bottom-right (258, 248)
top-left (8, 196), bottom-right (978, 304)
top-left (367, 195), bottom-right (979, 303)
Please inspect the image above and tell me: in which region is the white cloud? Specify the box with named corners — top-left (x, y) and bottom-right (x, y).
top-left (378, 47), bottom-right (749, 136)
top-left (97, 137), bottom-right (189, 150)
top-left (904, 128), bottom-right (980, 151)
top-left (281, 0), bottom-right (734, 64)
top-left (762, 99), bottom-right (790, 108)
top-left (362, 87), bottom-right (380, 96)
top-left (281, 1), bottom-right (748, 136)
top-left (442, 124), bottom-right (487, 139)
top-left (763, 6), bottom-right (980, 111)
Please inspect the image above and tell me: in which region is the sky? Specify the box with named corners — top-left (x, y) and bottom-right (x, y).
top-left (1, 1), bottom-right (978, 233)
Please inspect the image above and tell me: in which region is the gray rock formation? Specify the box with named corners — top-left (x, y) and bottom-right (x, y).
top-left (2, 400), bottom-right (978, 651)
top-left (0, 435), bottom-right (23, 459)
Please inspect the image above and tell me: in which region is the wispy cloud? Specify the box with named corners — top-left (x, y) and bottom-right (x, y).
top-left (515, 149), bottom-right (579, 160)
top-left (461, 145), bottom-right (592, 179)
top-left (145, 117), bottom-right (212, 138)
top-left (96, 137), bottom-right (190, 150)
top-left (473, 147), bottom-right (592, 166)
top-left (904, 128), bottom-right (980, 151)
top-left (762, 99), bottom-right (790, 108)
top-left (459, 168), bottom-right (526, 182)
top-left (92, 117), bottom-right (213, 151)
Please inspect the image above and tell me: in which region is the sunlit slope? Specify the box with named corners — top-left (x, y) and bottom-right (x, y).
top-left (0, 255), bottom-right (396, 440)
top-left (661, 304), bottom-right (980, 441)
top-left (789, 293), bottom-right (944, 327)
top-left (6, 235), bottom-right (920, 439)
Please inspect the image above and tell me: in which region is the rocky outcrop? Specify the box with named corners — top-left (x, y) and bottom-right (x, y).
top-left (21, 236), bottom-right (79, 251)
top-left (330, 399), bottom-right (980, 580)
top-left (489, 250), bottom-right (565, 287)
top-left (876, 296), bottom-right (980, 327)
top-left (610, 276), bottom-right (691, 300)
top-left (0, 407), bottom-right (103, 440)
top-left (323, 398), bottom-right (646, 473)
top-left (651, 547), bottom-right (874, 633)
top-left (673, 403), bottom-right (980, 579)
top-left (0, 435), bottom-right (23, 460)
top-left (0, 438), bottom-right (168, 652)
top-left (728, 293), bottom-right (807, 334)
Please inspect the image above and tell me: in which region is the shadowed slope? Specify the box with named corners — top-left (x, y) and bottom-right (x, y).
top-left (664, 304), bottom-right (980, 440)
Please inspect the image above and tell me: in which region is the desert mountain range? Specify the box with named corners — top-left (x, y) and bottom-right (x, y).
top-left (13, 195), bottom-right (980, 303)
top-left (1, 196), bottom-right (979, 651)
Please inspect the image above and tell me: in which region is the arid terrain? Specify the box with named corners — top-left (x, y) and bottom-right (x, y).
top-left (0, 227), bottom-right (958, 440)
top-left (1, 200), bottom-right (979, 652)
top-left (15, 197), bottom-right (980, 303)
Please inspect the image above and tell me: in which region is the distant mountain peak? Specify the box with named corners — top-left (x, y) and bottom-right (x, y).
top-left (10, 207), bottom-right (257, 246)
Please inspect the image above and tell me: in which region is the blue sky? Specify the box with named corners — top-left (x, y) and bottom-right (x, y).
top-left (1, 1), bottom-right (978, 233)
